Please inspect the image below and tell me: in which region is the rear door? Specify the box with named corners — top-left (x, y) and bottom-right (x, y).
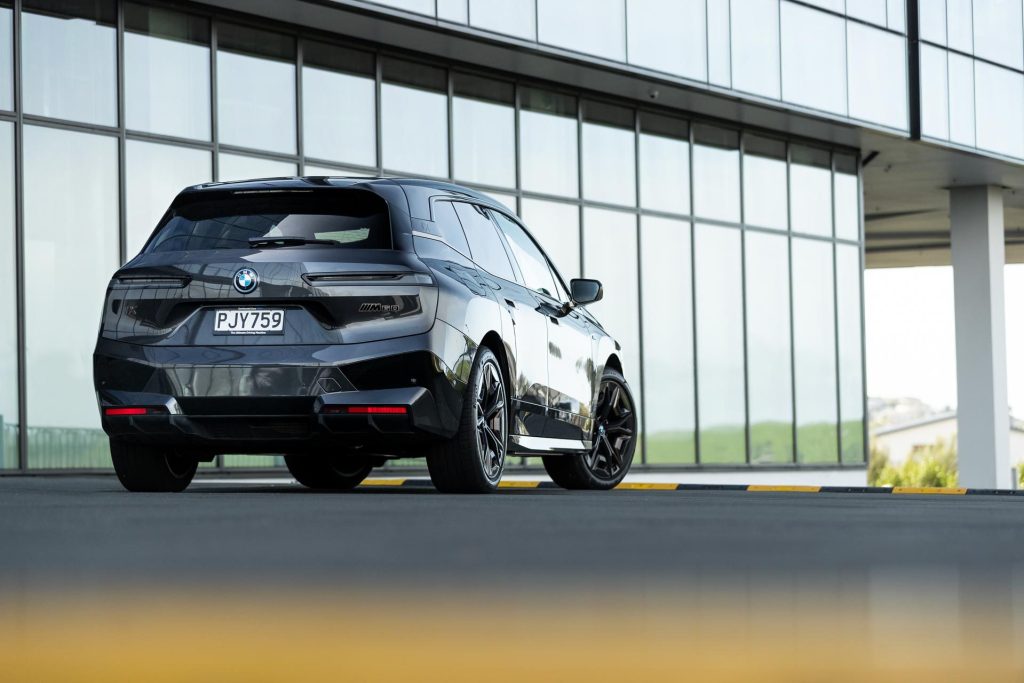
top-left (451, 201), bottom-right (549, 437)
top-left (491, 211), bottom-right (593, 441)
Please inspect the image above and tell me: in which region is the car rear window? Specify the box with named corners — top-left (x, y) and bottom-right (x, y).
top-left (145, 190), bottom-right (391, 253)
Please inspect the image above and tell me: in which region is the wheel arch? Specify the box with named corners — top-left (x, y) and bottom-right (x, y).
top-left (479, 330), bottom-right (514, 403)
top-left (604, 354), bottom-right (623, 376)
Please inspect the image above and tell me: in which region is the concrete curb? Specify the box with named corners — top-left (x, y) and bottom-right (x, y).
top-left (360, 479), bottom-right (1024, 496)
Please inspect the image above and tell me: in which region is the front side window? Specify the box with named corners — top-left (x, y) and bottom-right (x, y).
top-left (452, 202), bottom-right (514, 281)
top-left (492, 212), bottom-right (559, 299)
top-left (146, 192), bottom-right (390, 253)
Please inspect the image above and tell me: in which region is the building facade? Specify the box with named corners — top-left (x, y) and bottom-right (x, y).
top-left (13, 0), bottom-right (1000, 476)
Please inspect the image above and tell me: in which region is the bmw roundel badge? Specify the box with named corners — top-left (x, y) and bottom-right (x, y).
top-left (233, 268), bottom-right (259, 294)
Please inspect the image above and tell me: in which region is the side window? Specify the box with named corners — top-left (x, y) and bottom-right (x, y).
top-left (492, 212), bottom-right (559, 299)
top-left (430, 200), bottom-right (471, 256)
top-left (452, 202), bottom-right (516, 281)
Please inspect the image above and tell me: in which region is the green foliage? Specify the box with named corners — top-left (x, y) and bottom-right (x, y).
top-left (868, 437), bottom-right (958, 488)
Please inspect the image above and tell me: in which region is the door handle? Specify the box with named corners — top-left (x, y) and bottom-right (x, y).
top-left (549, 315), bottom-right (560, 324)
top-left (504, 298), bottom-right (516, 308)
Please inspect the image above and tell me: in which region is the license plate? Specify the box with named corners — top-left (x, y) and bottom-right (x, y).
top-left (213, 309), bottom-right (285, 335)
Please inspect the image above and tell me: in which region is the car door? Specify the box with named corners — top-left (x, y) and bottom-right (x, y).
top-left (491, 211), bottom-right (593, 442)
top-left (452, 201), bottom-right (549, 437)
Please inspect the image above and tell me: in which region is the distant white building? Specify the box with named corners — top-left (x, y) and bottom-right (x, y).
top-left (872, 413), bottom-right (1024, 467)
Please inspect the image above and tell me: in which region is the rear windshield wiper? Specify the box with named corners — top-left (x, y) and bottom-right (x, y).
top-left (248, 236), bottom-right (342, 248)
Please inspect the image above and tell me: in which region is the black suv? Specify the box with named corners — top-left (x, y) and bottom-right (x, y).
top-left (94, 177), bottom-right (637, 493)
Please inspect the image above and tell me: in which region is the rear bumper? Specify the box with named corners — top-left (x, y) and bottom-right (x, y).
top-left (98, 386), bottom-right (447, 456)
top-left (93, 328), bottom-right (473, 456)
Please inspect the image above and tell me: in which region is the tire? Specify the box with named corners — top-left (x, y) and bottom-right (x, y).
top-left (110, 440), bottom-right (198, 493)
top-left (427, 346), bottom-right (508, 494)
top-left (284, 454), bottom-right (375, 490)
top-left (543, 368), bottom-right (637, 491)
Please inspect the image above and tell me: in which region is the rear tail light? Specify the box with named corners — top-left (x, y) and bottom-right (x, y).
top-left (104, 406), bottom-right (167, 416)
top-left (321, 405), bottom-right (408, 415)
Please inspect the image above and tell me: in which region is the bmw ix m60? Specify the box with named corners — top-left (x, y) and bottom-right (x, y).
top-left (94, 177), bottom-right (637, 493)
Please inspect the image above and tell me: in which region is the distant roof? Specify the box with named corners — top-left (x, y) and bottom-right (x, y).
top-left (873, 411), bottom-right (1024, 436)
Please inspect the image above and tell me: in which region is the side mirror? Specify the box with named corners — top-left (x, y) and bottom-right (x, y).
top-left (570, 278), bottom-right (603, 306)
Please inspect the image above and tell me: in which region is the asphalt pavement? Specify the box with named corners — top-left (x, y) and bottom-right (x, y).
top-left (1, 475), bottom-right (1022, 583)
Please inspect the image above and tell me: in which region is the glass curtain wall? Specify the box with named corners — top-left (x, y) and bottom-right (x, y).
top-left (1, 0), bottom-right (866, 470)
top-left (369, 0), bottom-right (908, 132)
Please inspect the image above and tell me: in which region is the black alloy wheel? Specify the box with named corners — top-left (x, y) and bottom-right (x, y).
top-left (542, 368), bottom-right (637, 490)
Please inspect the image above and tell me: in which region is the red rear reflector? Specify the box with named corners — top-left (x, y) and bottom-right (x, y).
top-left (104, 407), bottom-right (148, 416)
top-left (323, 405), bottom-right (408, 415)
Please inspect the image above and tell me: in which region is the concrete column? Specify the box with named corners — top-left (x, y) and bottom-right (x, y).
top-left (950, 185), bottom-right (1011, 489)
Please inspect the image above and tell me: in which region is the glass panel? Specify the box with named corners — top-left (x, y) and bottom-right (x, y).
top-left (801, 0), bottom-right (843, 11)
top-left (706, 0), bottom-right (731, 87)
top-left (948, 53), bottom-right (975, 147)
top-left (626, 0), bottom-right (706, 81)
top-left (887, 0), bottom-right (906, 31)
top-left (381, 59), bottom-right (448, 177)
top-left (125, 4), bottom-right (210, 140)
top-left (780, 1), bottom-right (847, 115)
top-left (24, 125), bottom-right (118, 468)
top-left (302, 42), bottom-right (376, 168)
top-left (537, 0), bottom-right (626, 61)
top-left (368, 0), bottom-right (434, 14)
top-left (692, 125), bottom-right (740, 223)
top-left (790, 145), bottom-right (833, 237)
top-left (946, 0), bottom-right (972, 52)
top-left (520, 88), bottom-right (579, 197)
top-left (468, 0), bottom-right (536, 40)
top-left (847, 0), bottom-right (887, 26)
top-left (742, 135), bottom-right (787, 230)
top-left (918, 0), bottom-right (947, 44)
top-left (582, 208), bottom-right (641, 416)
top-left (920, 44), bottom-right (949, 140)
top-left (520, 198), bottom-right (580, 279)
top-left (975, 62), bottom-right (1024, 159)
top-left (493, 212), bottom-right (558, 298)
top-left (0, 5), bottom-right (11, 111)
top-left (745, 231), bottom-right (793, 464)
top-left (836, 244), bottom-right (865, 463)
top-left (303, 164), bottom-right (374, 177)
top-left (218, 153), bottom-right (296, 182)
top-left (847, 23), bottom-right (908, 130)
top-left (126, 141), bottom-right (211, 259)
top-left (582, 102), bottom-right (636, 206)
top-left (22, 0), bottom-right (116, 125)
top-left (834, 155), bottom-right (859, 242)
top-left (973, 0), bottom-right (1023, 70)
top-left (437, 0), bottom-right (467, 22)
top-left (731, 0), bottom-right (780, 98)
top-left (216, 24), bottom-right (296, 154)
top-left (639, 113), bottom-right (689, 215)
top-left (0, 122), bottom-right (15, 467)
top-left (694, 223), bottom-right (745, 464)
top-left (453, 74), bottom-right (515, 188)
top-left (453, 202), bottom-right (515, 280)
top-left (640, 216), bottom-right (694, 464)
top-left (792, 238), bottom-right (838, 464)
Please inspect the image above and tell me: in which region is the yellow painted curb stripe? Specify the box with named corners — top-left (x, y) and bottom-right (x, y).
top-left (497, 481), bottom-right (541, 488)
top-left (747, 485), bottom-right (822, 493)
top-left (360, 478), bottom-right (408, 487)
top-left (616, 483), bottom-right (679, 490)
top-left (891, 486), bottom-right (967, 495)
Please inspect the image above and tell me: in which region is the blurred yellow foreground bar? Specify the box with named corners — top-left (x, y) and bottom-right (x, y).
top-left (0, 584), bottom-right (1020, 682)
